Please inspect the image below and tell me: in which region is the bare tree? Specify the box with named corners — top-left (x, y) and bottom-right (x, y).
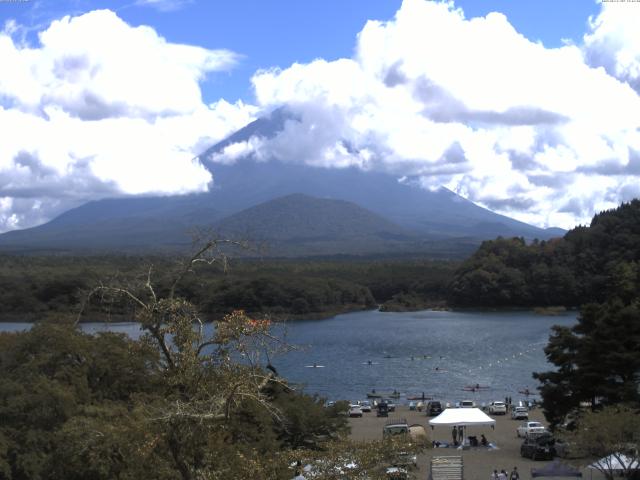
top-left (77, 236), bottom-right (292, 479)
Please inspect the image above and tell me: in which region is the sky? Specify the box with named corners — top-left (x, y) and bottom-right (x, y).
top-left (1, 0), bottom-right (639, 232)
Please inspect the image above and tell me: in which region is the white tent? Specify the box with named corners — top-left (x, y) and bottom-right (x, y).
top-left (588, 453), bottom-right (639, 471)
top-left (428, 408), bottom-right (496, 428)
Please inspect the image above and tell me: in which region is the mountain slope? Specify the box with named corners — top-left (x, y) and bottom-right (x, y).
top-left (0, 108), bottom-right (564, 255)
top-left (216, 194), bottom-right (409, 240)
top-left (213, 194), bottom-right (428, 256)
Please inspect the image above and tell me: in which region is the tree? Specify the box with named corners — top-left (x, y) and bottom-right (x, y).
top-left (562, 405), bottom-right (640, 480)
top-left (534, 301), bottom-right (640, 427)
top-left (0, 237), bottom-right (424, 479)
top-left (73, 237), bottom-right (422, 479)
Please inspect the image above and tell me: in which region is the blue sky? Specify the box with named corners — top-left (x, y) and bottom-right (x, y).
top-left (1, 0), bottom-right (600, 103)
top-left (1, 0), bottom-right (639, 232)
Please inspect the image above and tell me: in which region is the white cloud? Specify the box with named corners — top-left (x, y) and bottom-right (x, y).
top-left (4, 0), bottom-right (640, 233)
top-left (0, 10), bottom-right (257, 232)
top-left (584, 1), bottom-right (640, 94)
top-left (214, 0), bottom-right (640, 229)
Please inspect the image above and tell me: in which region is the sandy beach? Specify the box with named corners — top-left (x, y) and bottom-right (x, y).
top-left (348, 406), bottom-right (606, 480)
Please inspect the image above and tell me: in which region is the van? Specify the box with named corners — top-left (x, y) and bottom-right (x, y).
top-left (426, 400), bottom-right (443, 416)
top-left (383, 419), bottom-right (409, 438)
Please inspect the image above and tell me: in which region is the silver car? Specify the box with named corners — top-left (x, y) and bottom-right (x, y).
top-left (517, 421), bottom-right (545, 437)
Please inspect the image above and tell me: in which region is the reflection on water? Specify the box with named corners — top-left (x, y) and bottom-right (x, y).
top-left (1, 309), bottom-right (576, 405)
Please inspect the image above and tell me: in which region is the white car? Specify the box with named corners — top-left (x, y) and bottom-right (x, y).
top-left (459, 400), bottom-right (476, 408)
top-left (511, 406), bottom-right (529, 420)
top-left (488, 401), bottom-right (507, 415)
top-left (359, 400), bottom-right (372, 412)
top-left (349, 405), bottom-right (363, 417)
top-left (517, 421), bottom-right (546, 437)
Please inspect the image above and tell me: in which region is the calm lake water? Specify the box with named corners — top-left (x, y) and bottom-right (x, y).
top-left (0, 309), bottom-right (576, 405)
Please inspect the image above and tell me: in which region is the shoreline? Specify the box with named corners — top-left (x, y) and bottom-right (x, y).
top-left (0, 304), bottom-right (578, 324)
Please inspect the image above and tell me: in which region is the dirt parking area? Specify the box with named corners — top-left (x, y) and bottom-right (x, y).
top-left (348, 406), bottom-right (605, 480)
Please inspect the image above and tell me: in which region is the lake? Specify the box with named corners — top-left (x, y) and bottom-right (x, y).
top-left (0, 309), bottom-right (576, 405)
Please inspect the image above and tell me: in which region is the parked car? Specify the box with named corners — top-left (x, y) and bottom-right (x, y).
top-left (377, 401), bottom-right (389, 417)
top-left (520, 432), bottom-right (556, 460)
top-left (426, 400), bottom-right (443, 416)
top-left (383, 419), bottom-right (409, 438)
top-left (511, 406), bottom-right (529, 420)
top-left (359, 400), bottom-right (372, 412)
top-left (459, 400), bottom-right (476, 408)
top-left (349, 405), bottom-right (363, 418)
top-left (383, 399), bottom-right (396, 412)
top-left (516, 421), bottom-right (546, 438)
top-left (488, 401), bottom-right (507, 415)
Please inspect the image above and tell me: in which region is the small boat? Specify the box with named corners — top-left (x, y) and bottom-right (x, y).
top-left (366, 391), bottom-right (400, 399)
top-left (406, 394), bottom-right (433, 400)
top-left (463, 385), bottom-right (490, 392)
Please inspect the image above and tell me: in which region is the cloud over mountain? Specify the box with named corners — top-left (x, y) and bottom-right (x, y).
top-left (0, 9), bottom-right (256, 231)
top-left (211, 0), bottom-right (640, 229)
top-left (3, 0), bottom-right (640, 233)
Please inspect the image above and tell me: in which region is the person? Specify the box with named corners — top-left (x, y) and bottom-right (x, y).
top-left (452, 426), bottom-right (458, 445)
top-left (458, 425), bottom-right (464, 443)
top-left (367, 360), bottom-right (372, 365)
top-left (498, 469), bottom-right (508, 480)
top-left (491, 469), bottom-right (499, 480)
top-left (481, 434), bottom-right (488, 447)
top-left (509, 467), bottom-right (520, 480)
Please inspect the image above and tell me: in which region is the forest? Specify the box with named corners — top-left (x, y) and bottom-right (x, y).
top-left (448, 200), bottom-right (640, 308)
top-left (0, 255), bottom-right (456, 322)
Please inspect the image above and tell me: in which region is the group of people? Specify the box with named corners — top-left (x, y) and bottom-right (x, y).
top-left (491, 467), bottom-right (519, 480)
top-left (451, 426), bottom-right (489, 447)
top-left (451, 425), bottom-right (465, 445)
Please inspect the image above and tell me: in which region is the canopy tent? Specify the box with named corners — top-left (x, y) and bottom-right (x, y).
top-left (428, 408), bottom-right (496, 428)
top-left (531, 460), bottom-right (582, 478)
top-left (588, 453), bottom-right (639, 471)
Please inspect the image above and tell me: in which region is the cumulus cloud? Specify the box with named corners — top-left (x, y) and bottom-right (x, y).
top-left (4, 0), bottom-right (640, 233)
top-left (0, 10), bottom-right (257, 232)
top-left (583, 1), bottom-right (640, 94)
top-left (208, 0), bottom-right (640, 229)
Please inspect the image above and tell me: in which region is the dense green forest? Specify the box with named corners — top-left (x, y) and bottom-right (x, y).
top-left (0, 256), bottom-right (456, 321)
top-left (448, 200), bottom-right (640, 308)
